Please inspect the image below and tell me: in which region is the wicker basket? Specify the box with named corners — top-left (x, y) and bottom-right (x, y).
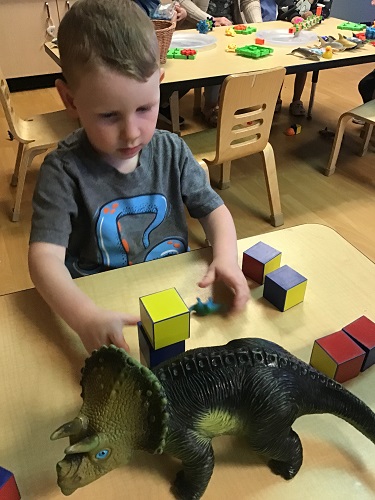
top-left (152, 20), bottom-right (176, 64)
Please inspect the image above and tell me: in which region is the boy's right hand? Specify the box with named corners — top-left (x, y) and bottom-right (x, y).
top-left (78, 308), bottom-right (140, 354)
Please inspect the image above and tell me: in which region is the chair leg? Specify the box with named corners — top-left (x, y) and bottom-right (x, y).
top-left (325, 114), bottom-right (352, 176)
top-left (11, 142), bottom-right (25, 187)
top-left (359, 123), bottom-right (373, 157)
top-left (260, 143), bottom-right (283, 227)
top-left (218, 161), bottom-right (231, 190)
top-left (169, 90), bottom-right (181, 136)
top-left (11, 148), bottom-right (43, 222)
top-left (193, 88), bottom-right (202, 116)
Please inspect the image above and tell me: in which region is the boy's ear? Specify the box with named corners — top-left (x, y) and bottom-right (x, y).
top-left (159, 68), bottom-right (165, 83)
top-left (55, 78), bottom-right (79, 118)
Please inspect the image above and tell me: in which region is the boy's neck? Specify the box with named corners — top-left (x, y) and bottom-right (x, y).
top-left (102, 153), bottom-right (140, 174)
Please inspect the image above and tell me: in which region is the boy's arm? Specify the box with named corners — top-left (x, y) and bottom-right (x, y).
top-left (240, 0), bottom-right (263, 23)
top-left (198, 205), bottom-right (250, 313)
top-left (28, 242), bottom-right (139, 354)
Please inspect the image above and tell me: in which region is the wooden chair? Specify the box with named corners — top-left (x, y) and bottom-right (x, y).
top-left (325, 100), bottom-right (375, 176)
top-left (183, 67), bottom-right (286, 227)
top-left (0, 68), bottom-right (79, 221)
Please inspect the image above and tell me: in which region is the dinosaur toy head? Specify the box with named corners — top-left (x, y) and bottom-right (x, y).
top-left (51, 346), bottom-right (169, 495)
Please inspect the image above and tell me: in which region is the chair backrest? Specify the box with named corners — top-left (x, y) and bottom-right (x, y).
top-left (0, 65), bottom-right (30, 143)
top-left (213, 67), bottom-right (286, 165)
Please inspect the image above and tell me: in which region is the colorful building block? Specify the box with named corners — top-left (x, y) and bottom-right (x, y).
top-left (310, 331), bottom-right (366, 383)
top-left (366, 26), bottom-right (375, 40)
top-left (242, 241), bottom-right (281, 284)
top-left (342, 316), bottom-right (375, 371)
top-left (235, 45), bottom-right (273, 58)
top-left (139, 288), bottom-right (190, 349)
top-left (263, 265), bottom-right (307, 311)
top-left (167, 48), bottom-right (197, 59)
top-left (255, 37), bottom-right (265, 45)
top-left (0, 467), bottom-right (20, 500)
top-left (337, 22), bottom-right (366, 31)
top-left (138, 322), bottom-right (185, 369)
top-left (233, 25), bottom-right (257, 35)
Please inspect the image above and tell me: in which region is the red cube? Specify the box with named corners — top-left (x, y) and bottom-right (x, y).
top-left (255, 37), bottom-right (265, 45)
top-left (0, 467), bottom-right (20, 500)
top-left (342, 316), bottom-right (375, 371)
top-left (310, 331), bottom-right (365, 383)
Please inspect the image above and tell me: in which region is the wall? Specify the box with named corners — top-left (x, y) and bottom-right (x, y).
top-left (330, 0), bottom-right (375, 23)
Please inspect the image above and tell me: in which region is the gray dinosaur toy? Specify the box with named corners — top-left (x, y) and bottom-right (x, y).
top-left (51, 338), bottom-right (375, 499)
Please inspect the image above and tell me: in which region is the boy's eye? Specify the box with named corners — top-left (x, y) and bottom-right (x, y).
top-left (137, 106), bottom-right (153, 113)
top-left (99, 112), bottom-right (119, 120)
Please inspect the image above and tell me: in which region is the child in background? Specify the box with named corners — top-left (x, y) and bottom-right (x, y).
top-left (134, 0), bottom-right (189, 126)
top-left (263, 0), bottom-right (332, 116)
top-left (354, 0), bottom-right (375, 124)
top-left (28, 0), bottom-right (249, 355)
top-left (180, 0), bottom-right (263, 126)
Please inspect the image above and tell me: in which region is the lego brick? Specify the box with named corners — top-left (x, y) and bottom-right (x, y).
top-left (0, 467), bottom-right (20, 500)
top-left (233, 25), bottom-right (257, 35)
top-left (310, 331), bottom-right (366, 383)
top-left (139, 288), bottom-right (190, 349)
top-left (255, 37), bottom-right (265, 45)
top-left (263, 265), bottom-right (307, 311)
top-left (366, 27), bottom-right (375, 40)
top-left (337, 22), bottom-right (367, 31)
top-left (138, 322), bottom-right (185, 369)
top-left (235, 45), bottom-right (273, 59)
top-left (342, 316), bottom-right (375, 371)
top-left (242, 241), bottom-right (281, 284)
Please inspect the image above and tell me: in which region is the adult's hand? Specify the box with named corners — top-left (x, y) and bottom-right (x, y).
top-left (213, 16), bottom-right (232, 27)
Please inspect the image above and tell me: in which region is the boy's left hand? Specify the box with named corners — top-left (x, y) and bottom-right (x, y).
top-left (198, 258), bottom-right (250, 313)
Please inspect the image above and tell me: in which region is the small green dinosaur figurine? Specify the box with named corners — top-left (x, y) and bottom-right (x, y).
top-left (51, 339), bottom-right (375, 499)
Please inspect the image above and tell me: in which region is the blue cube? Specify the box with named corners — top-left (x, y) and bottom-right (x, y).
top-left (263, 265), bottom-right (307, 311)
top-left (138, 322), bottom-right (185, 369)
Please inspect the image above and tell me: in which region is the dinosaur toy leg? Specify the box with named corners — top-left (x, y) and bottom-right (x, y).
top-left (167, 431), bottom-right (214, 500)
top-left (255, 428), bottom-right (303, 480)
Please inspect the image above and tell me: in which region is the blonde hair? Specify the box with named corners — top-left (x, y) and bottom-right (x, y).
top-left (58, 0), bottom-right (160, 88)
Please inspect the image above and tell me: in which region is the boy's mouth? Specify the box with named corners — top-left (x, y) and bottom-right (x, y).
top-left (117, 145), bottom-right (142, 157)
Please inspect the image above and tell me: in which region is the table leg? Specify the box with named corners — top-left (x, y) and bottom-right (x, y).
top-left (169, 91), bottom-right (181, 136)
top-left (307, 70), bottom-right (319, 120)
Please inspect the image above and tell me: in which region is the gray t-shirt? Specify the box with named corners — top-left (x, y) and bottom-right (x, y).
top-left (30, 129), bottom-right (223, 278)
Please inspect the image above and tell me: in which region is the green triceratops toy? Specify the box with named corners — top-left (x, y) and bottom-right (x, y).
top-left (51, 338), bottom-right (375, 499)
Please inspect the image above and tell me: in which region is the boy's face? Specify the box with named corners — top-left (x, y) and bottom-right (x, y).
top-left (57, 66), bottom-right (163, 169)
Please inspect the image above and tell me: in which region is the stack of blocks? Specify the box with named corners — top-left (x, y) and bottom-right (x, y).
top-left (0, 467), bottom-right (20, 500)
top-left (138, 288), bottom-right (189, 369)
top-left (242, 241), bottom-right (307, 311)
top-left (310, 316), bottom-right (375, 383)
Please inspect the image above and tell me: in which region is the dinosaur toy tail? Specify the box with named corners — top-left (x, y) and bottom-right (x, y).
top-left (302, 381), bottom-right (375, 444)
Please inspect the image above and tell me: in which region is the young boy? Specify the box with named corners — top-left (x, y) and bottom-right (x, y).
top-left (28, 0), bottom-right (249, 355)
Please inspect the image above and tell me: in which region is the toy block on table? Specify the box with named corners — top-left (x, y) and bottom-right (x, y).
top-left (235, 45), bottom-right (273, 58)
top-left (138, 322), bottom-right (185, 369)
top-left (366, 27), bottom-right (375, 40)
top-left (263, 265), bottom-right (307, 311)
top-left (233, 25), bottom-right (257, 35)
top-left (0, 467), bottom-right (20, 500)
top-left (310, 331), bottom-right (366, 383)
top-left (255, 37), bottom-right (265, 45)
top-left (139, 288), bottom-right (190, 349)
top-left (342, 316), bottom-right (375, 371)
top-left (167, 48), bottom-right (197, 60)
top-left (242, 241), bottom-right (281, 284)
top-left (337, 22), bottom-right (366, 31)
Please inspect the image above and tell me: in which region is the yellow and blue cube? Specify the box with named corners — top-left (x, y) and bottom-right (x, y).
top-left (139, 288), bottom-right (190, 349)
top-left (263, 265), bottom-right (307, 311)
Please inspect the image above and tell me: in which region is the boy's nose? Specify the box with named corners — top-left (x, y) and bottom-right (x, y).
top-left (120, 119), bottom-right (140, 144)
